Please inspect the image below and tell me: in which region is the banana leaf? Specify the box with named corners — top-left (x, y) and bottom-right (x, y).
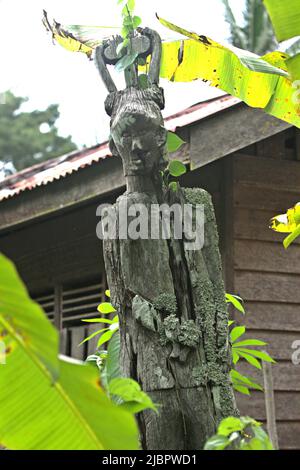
top-left (0, 254), bottom-right (138, 450)
top-left (270, 202), bottom-right (300, 233)
top-left (263, 0), bottom-right (300, 42)
top-left (157, 16), bottom-right (300, 129)
top-left (42, 10), bottom-right (119, 58)
top-left (43, 11), bottom-right (300, 129)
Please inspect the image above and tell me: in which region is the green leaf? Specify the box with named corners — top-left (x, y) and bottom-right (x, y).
top-left (79, 328), bottom-right (109, 346)
top-left (238, 351), bottom-right (262, 369)
top-left (0, 352), bottom-right (139, 449)
top-left (168, 160), bottom-right (187, 177)
top-left (108, 378), bottom-right (157, 413)
top-left (253, 425), bottom-right (274, 450)
top-left (102, 331), bottom-right (121, 388)
top-left (233, 384), bottom-right (250, 395)
top-left (105, 289), bottom-right (111, 298)
top-left (236, 348), bottom-right (275, 363)
top-left (286, 53), bottom-right (300, 82)
top-left (97, 329), bottom-right (114, 348)
top-left (121, 25), bottom-right (131, 39)
top-left (115, 52), bottom-right (139, 72)
top-left (232, 349), bottom-right (240, 364)
top-left (0, 254), bottom-right (58, 381)
top-left (233, 339), bottom-right (267, 347)
top-left (97, 302), bottom-right (116, 314)
top-left (167, 131), bottom-right (185, 153)
top-left (240, 416), bottom-right (261, 427)
top-left (132, 16), bottom-right (142, 29)
top-left (263, 0), bottom-right (300, 42)
top-left (230, 326), bottom-right (246, 343)
top-left (218, 417), bottom-right (243, 436)
top-left (230, 369), bottom-right (263, 391)
top-left (156, 16), bottom-right (300, 130)
top-left (169, 181), bottom-right (179, 192)
top-left (284, 224), bottom-right (300, 249)
top-left (204, 435), bottom-right (230, 450)
top-left (0, 254), bottom-right (139, 450)
top-left (127, 0), bottom-right (135, 13)
top-left (225, 293), bottom-right (245, 314)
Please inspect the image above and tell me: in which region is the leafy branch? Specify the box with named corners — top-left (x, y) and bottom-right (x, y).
top-left (227, 293), bottom-right (275, 396)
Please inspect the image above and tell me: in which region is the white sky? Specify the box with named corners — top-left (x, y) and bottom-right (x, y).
top-left (0, 0), bottom-right (243, 147)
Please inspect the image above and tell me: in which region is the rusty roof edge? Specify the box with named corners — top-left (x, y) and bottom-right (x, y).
top-left (0, 94), bottom-right (241, 203)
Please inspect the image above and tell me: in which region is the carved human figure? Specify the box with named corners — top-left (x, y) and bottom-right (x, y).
top-left (95, 28), bottom-right (237, 450)
top-left (106, 86), bottom-right (167, 181)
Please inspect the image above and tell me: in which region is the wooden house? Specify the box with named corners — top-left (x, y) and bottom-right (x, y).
top-left (0, 94), bottom-right (299, 449)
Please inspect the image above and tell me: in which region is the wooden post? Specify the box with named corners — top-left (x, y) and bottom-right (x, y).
top-left (95, 28), bottom-right (238, 450)
top-left (262, 357), bottom-right (279, 450)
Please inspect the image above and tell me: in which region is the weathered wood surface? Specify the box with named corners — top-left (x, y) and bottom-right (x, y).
top-left (233, 154), bottom-right (300, 191)
top-left (0, 202), bottom-right (107, 292)
top-left (229, 151), bottom-right (300, 450)
top-left (237, 362), bottom-right (300, 391)
top-left (239, 331), bottom-right (300, 361)
top-left (235, 240), bottom-right (300, 274)
top-left (235, 271), bottom-right (300, 303)
top-left (190, 106), bottom-right (291, 170)
top-left (240, 302), bottom-right (300, 332)
top-left (0, 157), bottom-right (125, 232)
top-left (235, 185), bottom-right (299, 212)
top-left (234, 208), bottom-right (293, 243)
top-left (237, 391), bottom-right (300, 420)
top-left (104, 185), bottom-right (237, 449)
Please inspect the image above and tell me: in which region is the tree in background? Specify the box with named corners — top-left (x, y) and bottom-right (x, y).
top-left (222, 0), bottom-right (277, 54)
top-left (0, 91), bottom-right (77, 172)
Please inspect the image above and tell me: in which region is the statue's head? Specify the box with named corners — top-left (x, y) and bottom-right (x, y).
top-left (105, 86), bottom-right (167, 177)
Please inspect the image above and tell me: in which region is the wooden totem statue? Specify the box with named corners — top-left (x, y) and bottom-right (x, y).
top-left (95, 28), bottom-right (238, 450)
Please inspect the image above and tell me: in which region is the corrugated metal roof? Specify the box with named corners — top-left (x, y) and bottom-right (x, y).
top-left (0, 94), bottom-right (239, 202)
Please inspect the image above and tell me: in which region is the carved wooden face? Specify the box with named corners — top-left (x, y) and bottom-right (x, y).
top-left (110, 112), bottom-right (167, 176)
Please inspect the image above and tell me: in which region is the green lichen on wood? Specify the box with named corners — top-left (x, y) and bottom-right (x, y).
top-left (192, 363), bottom-right (228, 387)
top-left (219, 384), bottom-right (239, 418)
top-left (178, 320), bottom-right (200, 348)
top-left (182, 188), bottom-right (215, 222)
top-left (153, 293), bottom-right (177, 316)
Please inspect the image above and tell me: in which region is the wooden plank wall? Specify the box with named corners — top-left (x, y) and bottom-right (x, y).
top-left (231, 129), bottom-right (300, 449)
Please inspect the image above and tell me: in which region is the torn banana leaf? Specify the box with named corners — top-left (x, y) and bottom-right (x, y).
top-left (263, 0), bottom-right (300, 42)
top-left (270, 203), bottom-right (300, 233)
top-left (42, 10), bottom-right (119, 58)
top-left (157, 16), bottom-right (300, 129)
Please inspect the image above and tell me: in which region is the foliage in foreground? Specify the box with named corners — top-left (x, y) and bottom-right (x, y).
top-left (204, 416), bottom-right (273, 450)
top-left (83, 293), bottom-right (157, 414)
top-left (0, 254), bottom-right (139, 450)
